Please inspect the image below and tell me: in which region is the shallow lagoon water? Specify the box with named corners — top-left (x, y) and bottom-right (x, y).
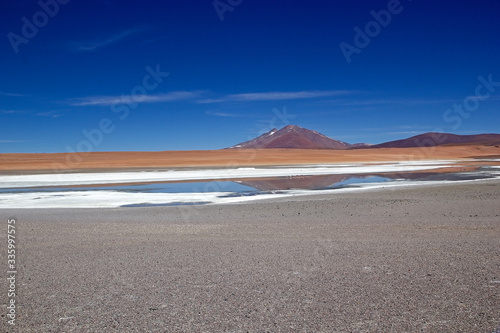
top-left (0, 163), bottom-right (499, 208)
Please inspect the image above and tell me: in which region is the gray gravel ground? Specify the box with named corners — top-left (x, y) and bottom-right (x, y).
top-left (1, 180), bottom-right (500, 332)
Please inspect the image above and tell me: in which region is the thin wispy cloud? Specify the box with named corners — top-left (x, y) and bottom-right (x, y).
top-left (398, 125), bottom-right (423, 129)
top-left (465, 95), bottom-right (496, 102)
top-left (36, 111), bottom-right (63, 118)
top-left (2, 109), bottom-right (62, 117)
top-left (1, 109), bottom-right (28, 114)
top-left (336, 95), bottom-right (500, 107)
top-left (0, 140), bottom-right (29, 143)
top-left (205, 110), bottom-right (263, 118)
top-left (333, 125), bottom-right (435, 137)
top-left (0, 91), bottom-right (26, 97)
top-left (385, 131), bottom-right (423, 136)
top-left (69, 91), bottom-right (204, 106)
top-left (206, 111), bottom-right (244, 117)
top-left (338, 98), bottom-right (454, 107)
top-left (198, 90), bottom-right (354, 104)
top-left (71, 28), bottom-right (140, 52)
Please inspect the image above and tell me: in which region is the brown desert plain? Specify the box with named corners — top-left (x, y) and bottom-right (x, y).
top-left (1, 144), bottom-right (500, 172)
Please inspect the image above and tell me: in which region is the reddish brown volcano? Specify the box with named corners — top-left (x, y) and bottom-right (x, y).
top-left (229, 125), bottom-right (363, 149)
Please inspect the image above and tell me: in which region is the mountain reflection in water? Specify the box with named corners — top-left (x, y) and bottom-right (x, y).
top-left (235, 170), bottom-right (494, 191)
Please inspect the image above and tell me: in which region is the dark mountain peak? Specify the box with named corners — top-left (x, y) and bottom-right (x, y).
top-left (371, 132), bottom-right (500, 148)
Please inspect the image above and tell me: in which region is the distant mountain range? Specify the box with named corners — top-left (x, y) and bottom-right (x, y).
top-left (370, 132), bottom-right (500, 148)
top-left (228, 125), bottom-right (500, 150)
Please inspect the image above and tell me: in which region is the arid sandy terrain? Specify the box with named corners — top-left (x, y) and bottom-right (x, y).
top-left (1, 145), bottom-right (499, 172)
top-left (1, 180), bottom-right (499, 332)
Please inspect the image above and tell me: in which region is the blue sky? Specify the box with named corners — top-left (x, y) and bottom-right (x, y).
top-left (1, 0), bottom-right (499, 153)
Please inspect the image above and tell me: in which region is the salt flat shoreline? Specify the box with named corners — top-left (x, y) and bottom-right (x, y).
top-left (1, 180), bottom-right (499, 332)
top-left (1, 158), bottom-right (499, 209)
